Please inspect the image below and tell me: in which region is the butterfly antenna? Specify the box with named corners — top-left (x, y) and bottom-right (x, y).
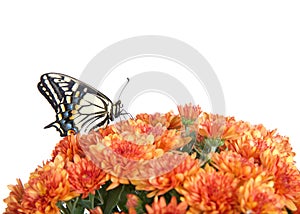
top-left (117, 77), bottom-right (130, 101)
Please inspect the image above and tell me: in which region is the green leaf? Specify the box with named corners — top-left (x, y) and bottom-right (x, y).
top-left (78, 199), bottom-right (92, 209)
top-left (73, 207), bottom-right (85, 214)
top-left (94, 189), bottom-right (104, 207)
top-left (117, 184), bottom-right (138, 211)
top-left (103, 185), bottom-right (125, 213)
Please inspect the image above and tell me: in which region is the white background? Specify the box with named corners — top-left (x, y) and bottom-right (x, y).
top-left (0, 1), bottom-right (299, 212)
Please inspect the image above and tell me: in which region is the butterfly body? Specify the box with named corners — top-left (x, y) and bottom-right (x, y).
top-left (38, 73), bottom-right (122, 136)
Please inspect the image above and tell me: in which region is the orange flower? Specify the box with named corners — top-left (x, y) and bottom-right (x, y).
top-left (115, 120), bottom-right (165, 145)
top-left (132, 153), bottom-right (200, 197)
top-left (164, 111), bottom-right (182, 130)
top-left (177, 104), bottom-right (201, 145)
top-left (98, 125), bottom-right (118, 137)
top-left (52, 134), bottom-right (85, 161)
top-left (86, 133), bottom-right (155, 179)
top-left (238, 176), bottom-right (285, 213)
top-left (136, 112), bottom-right (168, 128)
top-left (136, 112), bottom-right (182, 130)
top-left (263, 131), bottom-right (295, 161)
top-left (176, 165), bottom-right (239, 213)
top-left (109, 123), bottom-right (161, 160)
top-left (21, 155), bottom-right (79, 213)
top-left (3, 179), bottom-right (26, 214)
top-left (79, 122), bottom-right (149, 183)
top-left (212, 150), bottom-right (265, 181)
top-left (110, 138), bottom-right (155, 160)
top-left (135, 113), bottom-right (150, 123)
top-left (79, 129), bottom-right (107, 151)
top-left (177, 103), bottom-right (201, 122)
top-left (260, 150), bottom-right (300, 211)
top-left (155, 129), bottom-right (191, 152)
top-left (126, 194), bottom-right (142, 214)
top-left (145, 196), bottom-right (188, 214)
top-left (82, 116), bottom-right (192, 183)
top-left (113, 119), bottom-right (151, 135)
top-left (113, 115), bottom-right (189, 154)
top-left (224, 122), bottom-right (294, 159)
top-left (227, 137), bottom-right (270, 164)
top-left (67, 154), bottom-right (109, 198)
top-left (87, 141), bottom-right (135, 187)
top-left (198, 113), bottom-right (246, 141)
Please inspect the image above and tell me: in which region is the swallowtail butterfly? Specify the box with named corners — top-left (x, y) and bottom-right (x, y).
top-left (38, 73), bottom-right (126, 136)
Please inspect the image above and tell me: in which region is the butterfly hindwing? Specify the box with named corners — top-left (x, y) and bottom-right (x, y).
top-left (38, 73), bottom-right (119, 137)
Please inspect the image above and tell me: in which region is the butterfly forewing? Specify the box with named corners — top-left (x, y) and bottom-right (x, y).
top-left (38, 73), bottom-right (120, 137)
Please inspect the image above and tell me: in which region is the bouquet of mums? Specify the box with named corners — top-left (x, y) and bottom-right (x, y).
top-left (4, 104), bottom-right (300, 213)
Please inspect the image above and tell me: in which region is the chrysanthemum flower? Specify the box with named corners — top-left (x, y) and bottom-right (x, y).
top-left (3, 106), bottom-right (300, 214)
top-left (136, 111), bottom-right (182, 130)
top-left (67, 154), bottom-right (109, 198)
top-left (110, 138), bottom-right (156, 160)
top-left (260, 150), bottom-right (300, 211)
top-left (81, 115), bottom-right (192, 183)
top-left (125, 194), bottom-right (143, 214)
top-left (145, 196), bottom-right (188, 214)
top-left (227, 137), bottom-right (270, 164)
top-left (238, 175), bottom-right (285, 213)
top-left (164, 111), bottom-right (182, 130)
top-left (263, 131), bottom-right (295, 161)
top-left (79, 122), bottom-right (149, 181)
top-left (21, 155), bottom-right (79, 213)
top-left (132, 153), bottom-right (200, 197)
top-left (212, 150), bottom-right (265, 181)
top-left (218, 121), bottom-right (252, 152)
top-left (87, 141), bottom-right (134, 186)
top-left (135, 113), bottom-right (150, 123)
top-left (177, 103), bottom-right (201, 122)
top-left (177, 104), bottom-right (201, 146)
top-left (115, 120), bottom-right (165, 145)
top-left (225, 122), bottom-right (295, 161)
top-left (3, 179), bottom-right (26, 214)
top-left (176, 165), bottom-right (239, 213)
top-left (136, 112), bottom-right (169, 128)
top-left (155, 129), bottom-right (191, 152)
top-left (126, 193), bottom-right (139, 207)
top-left (198, 113), bottom-right (247, 141)
top-left (52, 134), bottom-right (85, 161)
top-left (86, 134), bottom-right (155, 178)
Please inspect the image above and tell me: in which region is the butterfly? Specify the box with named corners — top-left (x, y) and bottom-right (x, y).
top-left (38, 73), bottom-right (127, 137)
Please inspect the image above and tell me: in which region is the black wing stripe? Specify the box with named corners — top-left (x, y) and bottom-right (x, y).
top-left (80, 114), bottom-right (109, 133)
top-left (82, 114), bottom-right (110, 133)
top-left (37, 82), bottom-right (57, 109)
top-left (38, 74), bottom-right (64, 109)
